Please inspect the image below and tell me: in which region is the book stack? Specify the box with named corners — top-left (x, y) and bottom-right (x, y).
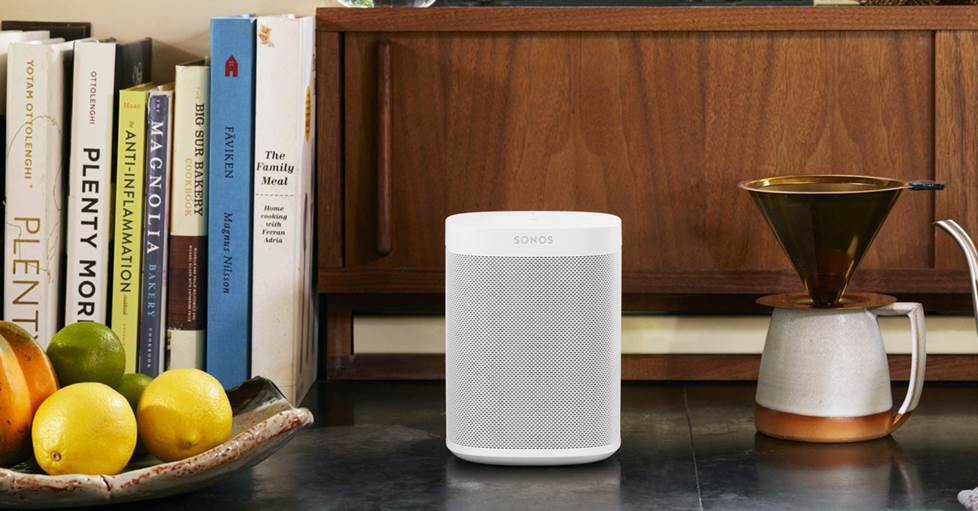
top-left (0, 15), bottom-right (318, 403)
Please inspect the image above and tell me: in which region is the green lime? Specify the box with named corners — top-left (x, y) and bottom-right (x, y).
top-left (116, 373), bottom-right (153, 411)
top-left (46, 323), bottom-right (126, 387)
top-left (115, 372), bottom-right (154, 456)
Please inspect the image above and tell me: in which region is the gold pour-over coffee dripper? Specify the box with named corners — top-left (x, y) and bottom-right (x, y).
top-left (739, 175), bottom-right (941, 307)
top-left (740, 174), bottom-right (943, 443)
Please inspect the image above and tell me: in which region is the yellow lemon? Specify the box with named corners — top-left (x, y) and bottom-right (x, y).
top-left (32, 383), bottom-right (137, 475)
top-left (137, 369), bottom-right (232, 462)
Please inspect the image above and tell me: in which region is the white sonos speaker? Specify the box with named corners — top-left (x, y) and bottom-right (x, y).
top-left (445, 211), bottom-right (622, 466)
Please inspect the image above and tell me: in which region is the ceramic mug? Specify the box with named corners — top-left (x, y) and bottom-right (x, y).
top-left (755, 302), bottom-right (926, 443)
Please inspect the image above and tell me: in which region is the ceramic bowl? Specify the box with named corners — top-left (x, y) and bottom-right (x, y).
top-left (0, 377), bottom-right (314, 508)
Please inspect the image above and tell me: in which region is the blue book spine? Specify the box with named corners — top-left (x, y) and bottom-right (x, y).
top-left (138, 91), bottom-right (172, 377)
top-left (207, 17), bottom-right (255, 388)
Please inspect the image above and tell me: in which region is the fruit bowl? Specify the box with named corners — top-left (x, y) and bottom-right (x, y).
top-left (0, 377), bottom-right (314, 509)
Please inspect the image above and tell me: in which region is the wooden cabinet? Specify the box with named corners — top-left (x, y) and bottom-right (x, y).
top-left (317, 7), bottom-right (978, 379)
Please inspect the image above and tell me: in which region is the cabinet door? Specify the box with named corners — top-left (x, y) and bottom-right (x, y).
top-left (344, 32), bottom-right (937, 281)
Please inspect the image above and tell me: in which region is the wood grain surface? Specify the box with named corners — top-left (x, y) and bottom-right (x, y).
top-left (936, 31), bottom-right (978, 271)
top-left (318, 7), bottom-right (978, 33)
top-left (343, 31), bottom-right (936, 276)
top-left (319, 269), bottom-right (972, 295)
top-left (318, 15), bottom-right (978, 380)
top-left (317, 32), bottom-right (344, 270)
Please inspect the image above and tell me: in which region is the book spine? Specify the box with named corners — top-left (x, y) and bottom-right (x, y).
top-left (0, 33), bottom-right (52, 325)
top-left (4, 43), bottom-right (66, 347)
top-left (0, 32), bottom-right (51, 117)
top-left (111, 87), bottom-right (150, 372)
top-left (251, 16), bottom-right (317, 403)
top-left (167, 65), bottom-right (208, 370)
top-left (297, 18), bottom-right (320, 405)
top-left (138, 91), bottom-right (172, 377)
top-left (65, 41), bottom-right (116, 325)
top-left (114, 39), bottom-right (152, 91)
top-left (208, 17), bottom-right (256, 388)
top-left (0, 107), bottom-right (4, 315)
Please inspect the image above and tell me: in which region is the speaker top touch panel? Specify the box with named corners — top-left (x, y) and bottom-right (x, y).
top-left (446, 211), bottom-right (622, 257)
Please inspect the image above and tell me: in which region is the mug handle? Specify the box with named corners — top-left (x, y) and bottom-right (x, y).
top-left (872, 302), bottom-right (927, 432)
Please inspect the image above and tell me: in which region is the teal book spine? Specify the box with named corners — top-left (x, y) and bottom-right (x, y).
top-left (207, 16), bottom-right (255, 387)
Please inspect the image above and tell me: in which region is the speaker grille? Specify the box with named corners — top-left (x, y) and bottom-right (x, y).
top-left (446, 252), bottom-right (621, 451)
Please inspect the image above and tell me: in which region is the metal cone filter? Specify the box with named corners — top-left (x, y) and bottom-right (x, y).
top-left (740, 175), bottom-right (905, 308)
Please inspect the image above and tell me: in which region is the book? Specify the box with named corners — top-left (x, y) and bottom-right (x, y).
top-left (0, 21), bottom-right (91, 41)
top-left (114, 39), bottom-right (152, 92)
top-left (112, 82), bottom-right (155, 372)
top-left (208, 16), bottom-right (256, 388)
top-left (167, 59), bottom-right (209, 370)
top-left (65, 37), bottom-right (151, 326)
top-left (251, 15), bottom-right (318, 403)
top-left (56, 39), bottom-right (97, 325)
top-left (0, 31), bottom-right (50, 117)
top-left (65, 40), bottom-right (116, 325)
top-left (109, 42), bottom-right (153, 178)
top-left (0, 30), bottom-right (50, 310)
top-left (4, 38), bottom-right (70, 346)
top-left (138, 85), bottom-right (174, 377)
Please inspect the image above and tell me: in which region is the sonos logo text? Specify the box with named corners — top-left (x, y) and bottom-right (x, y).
top-left (513, 235), bottom-right (554, 245)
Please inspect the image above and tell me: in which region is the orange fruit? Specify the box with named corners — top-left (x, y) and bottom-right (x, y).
top-left (0, 321), bottom-right (59, 466)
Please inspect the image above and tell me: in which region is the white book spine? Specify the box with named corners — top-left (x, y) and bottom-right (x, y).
top-left (0, 31), bottom-right (50, 117)
top-left (65, 41), bottom-right (116, 325)
top-left (5, 41), bottom-right (66, 346)
top-left (295, 18), bottom-right (319, 404)
top-left (251, 15), bottom-right (317, 403)
top-left (167, 63), bottom-right (209, 370)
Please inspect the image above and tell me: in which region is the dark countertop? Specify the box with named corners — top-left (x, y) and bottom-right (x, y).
top-left (121, 381), bottom-right (978, 510)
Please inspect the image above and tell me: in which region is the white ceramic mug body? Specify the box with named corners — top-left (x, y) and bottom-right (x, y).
top-left (755, 303), bottom-right (926, 443)
top-left (757, 308), bottom-right (892, 418)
